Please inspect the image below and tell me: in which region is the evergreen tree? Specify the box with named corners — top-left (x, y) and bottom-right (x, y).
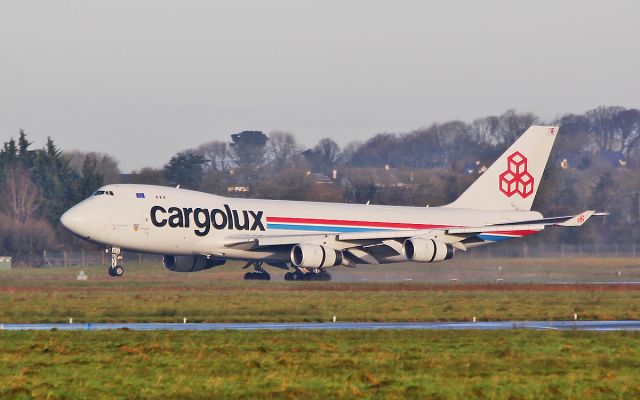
top-left (0, 131), bottom-right (86, 224)
top-left (17, 129), bottom-right (34, 167)
top-left (80, 154), bottom-right (105, 196)
top-left (164, 151), bottom-right (206, 189)
top-left (230, 131), bottom-right (268, 183)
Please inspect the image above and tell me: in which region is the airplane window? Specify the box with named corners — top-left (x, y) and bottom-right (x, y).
top-left (93, 190), bottom-right (105, 196)
top-left (108, 191), bottom-right (114, 196)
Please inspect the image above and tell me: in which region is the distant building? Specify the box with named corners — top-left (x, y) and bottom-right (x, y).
top-left (463, 160), bottom-right (488, 176)
top-left (558, 154), bottom-right (581, 170)
top-left (0, 256), bottom-right (12, 270)
top-left (598, 150), bottom-right (627, 167)
top-left (559, 150), bottom-right (626, 170)
top-left (227, 186), bottom-right (250, 193)
top-left (308, 172), bottom-right (334, 184)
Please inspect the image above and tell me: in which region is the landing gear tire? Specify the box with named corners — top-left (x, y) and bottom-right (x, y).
top-left (291, 270), bottom-right (332, 281)
top-left (108, 265), bottom-right (124, 277)
top-left (244, 272), bottom-right (270, 281)
top-left (319, 271), bottom-right (332, 281)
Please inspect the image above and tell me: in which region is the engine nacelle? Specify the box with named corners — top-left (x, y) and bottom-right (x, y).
top-left (163, 255), bottom-right (226, 272)
top-left (291, 244), bottom-right (343, 269)
top-left (402, 237), bottom-right (455, 263)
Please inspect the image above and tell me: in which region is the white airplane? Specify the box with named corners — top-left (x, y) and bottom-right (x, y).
top-left (61, 126), bottom-right (604, 281)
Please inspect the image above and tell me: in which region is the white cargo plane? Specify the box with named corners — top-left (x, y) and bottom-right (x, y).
top-left (61, 126), bottom-right (604, 281)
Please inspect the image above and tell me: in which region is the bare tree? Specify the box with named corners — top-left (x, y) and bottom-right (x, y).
top-left (267, 131), bottom-right (301, 170)
top-left (497, 110), bottom-right (538, 145)
top-left (129, 167), bottom-right (167, 185)
top-left (196, 141), bottom-right (232, 172)
top-left (0, 213), bottom-right (55, 260)
top-left (342, 140), bottom-right (362, 164)
top-left (65, 151), bottom-right (121, 183)
top-left (470, 110), bottom-right (537, 146)
top-left (613, 109), bottom-right (640, 158)
top-left (1, 167), bottom-right (41, 223)
top-left (303, 138), bottom-right (342, 174)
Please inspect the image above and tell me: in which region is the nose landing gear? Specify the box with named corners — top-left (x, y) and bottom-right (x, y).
top-left (107, 247), bottom-right (124, 278)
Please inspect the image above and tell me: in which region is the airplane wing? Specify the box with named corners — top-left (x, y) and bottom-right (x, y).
top-left (222, 210), bottom-right (604, 265)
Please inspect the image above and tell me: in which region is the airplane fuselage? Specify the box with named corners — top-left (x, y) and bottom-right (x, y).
top-left (61, 184), bottom-right (542, 263)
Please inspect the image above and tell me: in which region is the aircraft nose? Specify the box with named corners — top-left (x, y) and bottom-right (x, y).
top-left (60, 204), bottom-right (90, 238)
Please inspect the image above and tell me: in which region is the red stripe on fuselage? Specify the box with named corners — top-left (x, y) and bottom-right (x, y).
top-left (266, 216), bottom-right (451, 230)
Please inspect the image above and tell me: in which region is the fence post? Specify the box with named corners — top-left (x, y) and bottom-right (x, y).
top-left (101, 250), bottom-right (105, 266)
top-left (81, 250), bottom-right (85, 267)
top-left (138, 253), bottom-right (142, 263)
top-left (63, 251), bottom-right (67, 267)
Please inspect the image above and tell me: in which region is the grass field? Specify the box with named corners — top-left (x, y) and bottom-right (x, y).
top-left (2, 258), bottom-right (640, 399)
top-left (2, 330), bottom-right (640, 399)
top-left (1, 258), bottom-right (640, 323)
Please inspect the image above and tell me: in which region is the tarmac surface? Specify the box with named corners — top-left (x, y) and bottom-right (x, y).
top-left (3, 321), bottom-right (640, 331)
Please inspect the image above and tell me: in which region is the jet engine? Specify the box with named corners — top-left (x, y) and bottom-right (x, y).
top-left (291, 244), bottom-right (343, 269)
top-left (402, 237), bottom-right (455, 263)
top-left (163, 255), bottom-right (226, 272)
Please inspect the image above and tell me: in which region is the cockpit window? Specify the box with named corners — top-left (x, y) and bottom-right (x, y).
top-left (93, 190), bottom-right (115, 196)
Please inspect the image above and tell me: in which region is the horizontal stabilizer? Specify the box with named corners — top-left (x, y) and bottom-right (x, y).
top-left (450, 210), bottom-right (606, 233)
top-left (557, 211), bottom-right (608, 227)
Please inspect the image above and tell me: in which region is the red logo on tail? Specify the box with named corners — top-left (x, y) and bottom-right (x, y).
top-left (499, 152), bottom-right (534, 198)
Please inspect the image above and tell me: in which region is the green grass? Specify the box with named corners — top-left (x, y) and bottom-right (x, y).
top-left (2, 259), bottom-right (640, 399)
top-left (3, 284), bottom-right (640, 323)
top-left (1, 330), bottom-right (640, 399)
top-left (2, 259), bottom-right (640, 323)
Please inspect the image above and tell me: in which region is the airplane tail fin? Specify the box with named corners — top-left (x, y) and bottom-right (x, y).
top-left (445, 125), bottom-right (558, 211)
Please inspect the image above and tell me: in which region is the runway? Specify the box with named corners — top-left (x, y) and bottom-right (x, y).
top-left (3, 320), bottom-right (640, 331)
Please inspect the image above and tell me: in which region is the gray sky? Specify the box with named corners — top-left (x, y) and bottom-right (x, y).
top-left (1, 1), bottom-right (639, 171)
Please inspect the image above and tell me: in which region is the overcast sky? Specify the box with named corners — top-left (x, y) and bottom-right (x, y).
top-left (1, 1), bottom-right (639, 171)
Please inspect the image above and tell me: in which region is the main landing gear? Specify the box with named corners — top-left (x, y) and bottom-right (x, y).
top-left (284, 269), bottom-right (331, 281)
top-left (107, 247), bottom-right (124, 278)
top-left (243, 261), bottom-right (270, 281)
top-left (241, 261), bottom-right (332, 281)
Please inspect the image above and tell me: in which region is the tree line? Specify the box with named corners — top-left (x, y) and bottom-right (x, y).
top-left (1, 106), bottom-right (639, 263)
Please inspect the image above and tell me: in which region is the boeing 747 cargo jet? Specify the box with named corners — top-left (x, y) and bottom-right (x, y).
top-left (61, 126), bottom-right (604, 281)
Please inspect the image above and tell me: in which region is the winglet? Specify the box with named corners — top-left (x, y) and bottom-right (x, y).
top-left (557, 210), bottom-right (596, 227)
